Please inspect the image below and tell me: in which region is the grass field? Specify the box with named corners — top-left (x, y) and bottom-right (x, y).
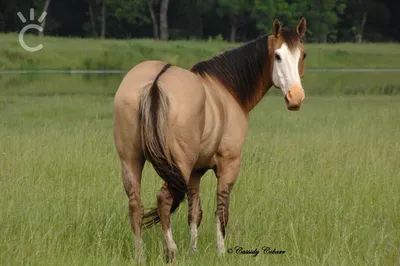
top-left (1, 33), bottom-right (400, 70)
top-left (1, 35), bottom-right (400, 265)
top-left (1, 71), bottom-right (400, 96)
top-left (1, 73), bottom-right (399, 265)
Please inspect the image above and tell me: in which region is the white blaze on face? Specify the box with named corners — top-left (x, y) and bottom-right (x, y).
top-left (272, 43), bottom-right (302, 95)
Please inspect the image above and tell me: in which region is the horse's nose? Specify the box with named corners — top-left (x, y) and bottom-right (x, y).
top-left (285, 86), bottom-right (305, 111)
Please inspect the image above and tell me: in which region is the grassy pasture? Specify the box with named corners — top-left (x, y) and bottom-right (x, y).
top-left (1, 33), bottom-right (400, 70)
top-left (1, 74), bottom-right (399, 265)
top-left (1, 70), bottom-right (400, 97)
top-left (1, 34), bottom-right (400, 265)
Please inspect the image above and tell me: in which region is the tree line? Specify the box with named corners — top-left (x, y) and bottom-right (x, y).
top-left (0, 0), bottom-right (399, 43)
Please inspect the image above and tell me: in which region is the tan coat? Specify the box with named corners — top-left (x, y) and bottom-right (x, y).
top-left (113, 17), bottom-right (307, 263)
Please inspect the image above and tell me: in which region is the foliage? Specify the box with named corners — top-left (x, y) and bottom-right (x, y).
top-left (216, 0), bottom-right (252, 17)
top-left (0, 0), bottom-right (399, 42)
top-left (302, 0), bottom-right (347, 42)
top-left (252, 0), bottom-right (299, 34)
top-left (109, 0), bottom-right (149, 25)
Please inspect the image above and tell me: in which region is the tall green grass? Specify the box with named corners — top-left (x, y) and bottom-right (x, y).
top-left (1, 77), bottom-right (399, 265)
top-left (1, 33), bottom-right (400, 70)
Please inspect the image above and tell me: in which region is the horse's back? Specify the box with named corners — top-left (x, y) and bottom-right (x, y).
top-left (115, 60), bottom-right (204, 109)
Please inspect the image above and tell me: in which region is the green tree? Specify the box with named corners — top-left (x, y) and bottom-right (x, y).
top-left (146, 0), bottom-right (171, 40)
top-left (364, 1), bottom-right (390, 41)
top-left (101, 0), bottom-right (106, 38)
top-left (110, 0), bottom-right (149, 26)
top-left (147, 0), bottom-right (159, 39)
top-left (33, 0), bottom-right (52, 36)
top-left (168, 0), bottom-right (215, 39)
top-left (304, 0), bottom-right (347, 43)
top-left (159, 0), bottom-right (170, 40)
top-left (342, 0), bottom-right (389, 42)
top-left (252, 0), bottom-right (300, 34)
top-left (216, 0), bottom-right (253, 42)
top-left (83, 0), bottom-right (149, 38)
top-left (194, 0), bottom-right (215, 39)
top-left (84, 0), bottom-right (99, 37)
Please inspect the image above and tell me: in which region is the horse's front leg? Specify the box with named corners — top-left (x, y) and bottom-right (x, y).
top-left (214, 157), bottom-right (241, 254)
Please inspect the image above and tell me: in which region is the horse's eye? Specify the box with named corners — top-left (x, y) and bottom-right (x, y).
top-left (275, 54), bottom-right (282, 62)
top-left (303, 53), bottom-right (307, 60)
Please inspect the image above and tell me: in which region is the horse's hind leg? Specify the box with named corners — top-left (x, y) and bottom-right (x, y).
top-left (157, 156), bottom-right (196, 262)
top-left (121, 159), bottom-right (145, 262)
top-left (188, 169), bottom-right (206, 252)
top-left (157, 183), bottom-right (178, 262)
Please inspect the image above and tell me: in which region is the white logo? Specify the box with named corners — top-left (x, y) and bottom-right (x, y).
top-left (17, 8), bottom-right (47, 52)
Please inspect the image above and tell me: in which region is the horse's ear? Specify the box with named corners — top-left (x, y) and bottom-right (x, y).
top-left (272, 17), bottom-right (282, 38)
top-left (297, 16), bottom-right (307, 38)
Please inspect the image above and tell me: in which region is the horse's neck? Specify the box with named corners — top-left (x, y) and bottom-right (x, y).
top-left (194, 72), bottom-right (273, 113)
top-left (245, 83), bottom-right (273, 112)
top-left (242, 65), bottom-right (274, 112)
top-left (244, 37), bottom-right (275, 112)
top-left (196, 72), bottom-right (273, 115)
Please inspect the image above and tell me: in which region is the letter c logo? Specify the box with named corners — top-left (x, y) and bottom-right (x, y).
top-left (19, 24), bottom-right (44, 52)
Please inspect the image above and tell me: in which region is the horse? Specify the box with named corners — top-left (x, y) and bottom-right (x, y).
top-left (113, 17), bottom-right (307, 262)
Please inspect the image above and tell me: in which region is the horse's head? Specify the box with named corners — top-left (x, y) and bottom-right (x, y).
top-left (269, 17), bottom-right (307, 111)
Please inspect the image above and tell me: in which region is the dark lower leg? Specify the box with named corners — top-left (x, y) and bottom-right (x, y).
top-left (122, 161), bottom-right (145, 261)
top-left (157, 184), bottom-right (177, 263)
top-left (187, 171), bottom-right (203, 251)
top-left (216, 181), bottom-right (233, 254)
top-left (129, 194), bottom-right (144, 254)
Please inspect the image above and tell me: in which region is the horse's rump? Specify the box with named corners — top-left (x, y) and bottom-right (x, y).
top-left (138, 63), bottom-right (188, 228)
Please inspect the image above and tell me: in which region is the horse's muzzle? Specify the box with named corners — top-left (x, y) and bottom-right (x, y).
top-left (285, 86), bottom-right (305, 111)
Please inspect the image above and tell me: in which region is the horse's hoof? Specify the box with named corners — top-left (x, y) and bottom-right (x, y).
top-left (134, 254), bottom-right (146, 265)
top-left (165, 244), bottom-right (178, 263)
top-left (190, 246), bottom-right (198, 254)
top-left (217, 247), bottom-right (225, 255)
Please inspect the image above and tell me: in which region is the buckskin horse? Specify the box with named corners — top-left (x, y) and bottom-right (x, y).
top-left (113, 17), bottom-right (307, 262)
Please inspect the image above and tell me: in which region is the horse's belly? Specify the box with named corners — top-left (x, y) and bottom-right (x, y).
top-left (192, 82), bottom-right (225, 169)
top-left (194, 148), bottom-right (217, 169)
top-left (193, 122), bottom-right (222, 169)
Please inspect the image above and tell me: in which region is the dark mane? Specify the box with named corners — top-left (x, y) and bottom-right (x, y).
top-left (190, 35), bottom-right (269, 109)
top-left (281, 26), bottom-right (302, 51)
top-left (190, 29), bottom-right (302, 109)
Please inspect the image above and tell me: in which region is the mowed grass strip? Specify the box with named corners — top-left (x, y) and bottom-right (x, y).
top-left (1, 90), bottom-right (399, 265)
top-left (1, 71), bottom-right (400, 97)
top-left (1, 33), bottom-right (400, 70)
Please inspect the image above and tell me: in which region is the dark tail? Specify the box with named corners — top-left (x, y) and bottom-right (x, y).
top-left (138, 63), bottom-right (188, 228)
